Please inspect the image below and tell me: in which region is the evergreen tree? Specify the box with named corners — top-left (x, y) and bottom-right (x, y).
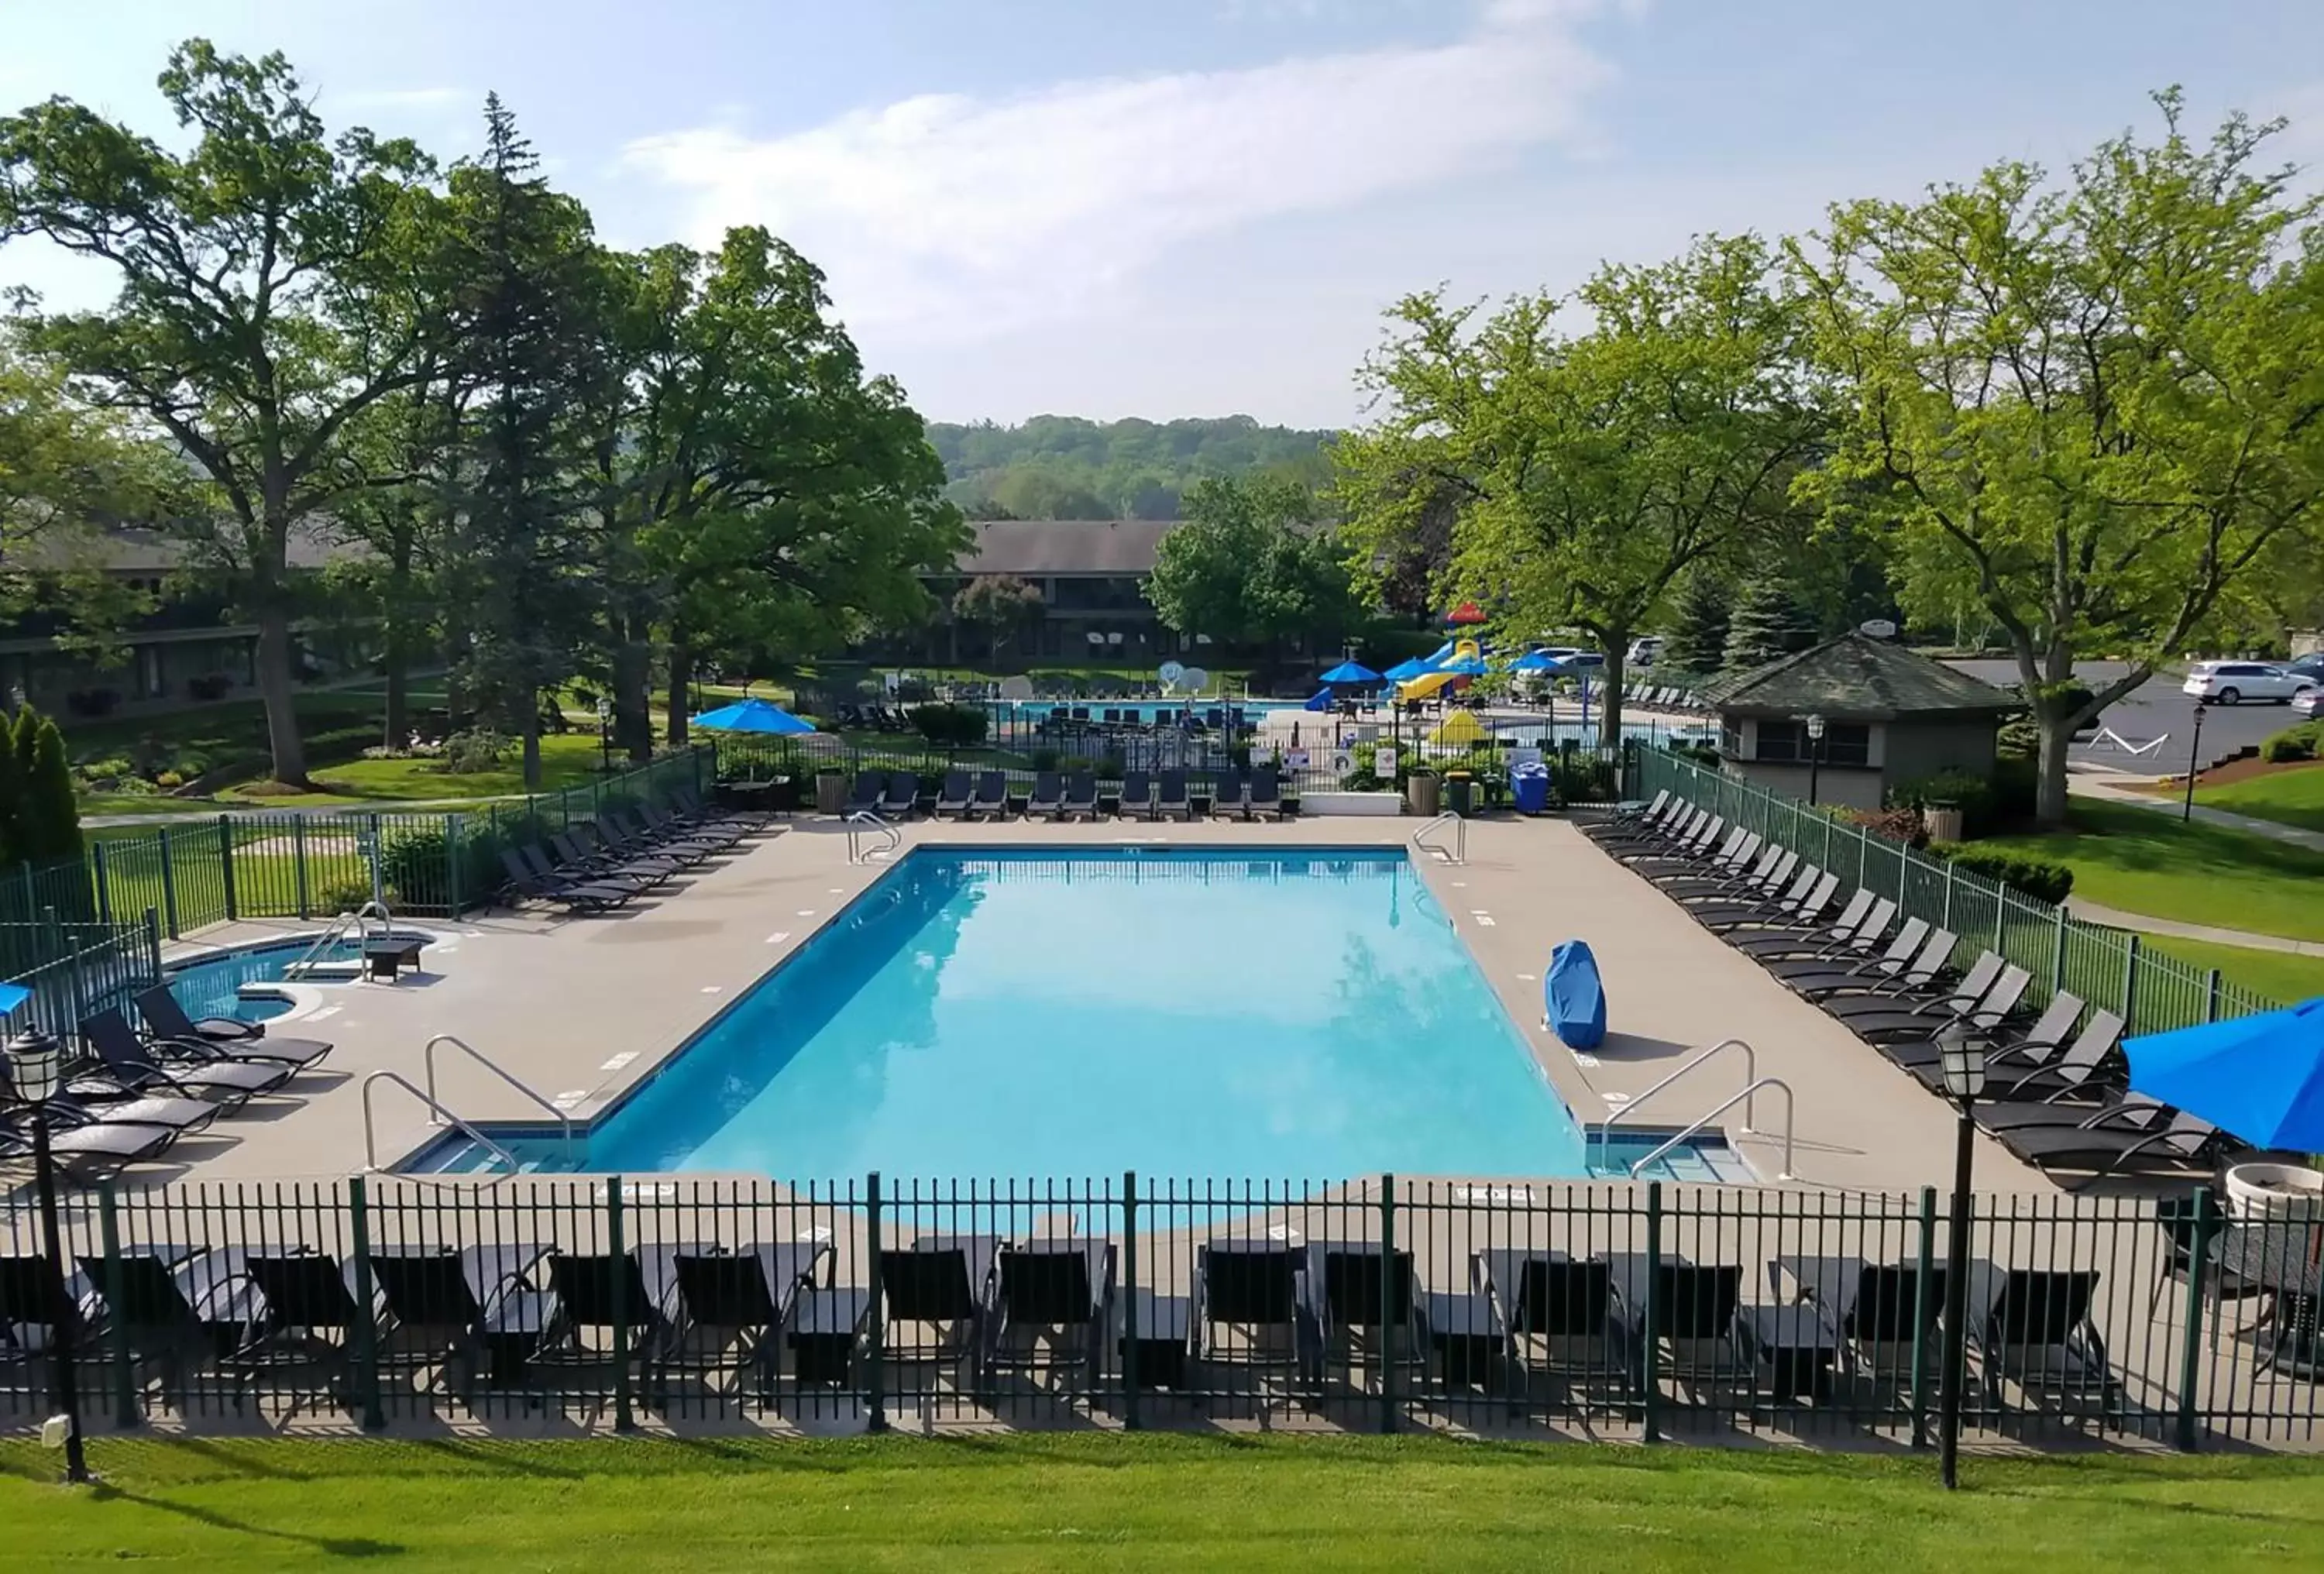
top-left (20, 713), bottom-right (80, 864)
top-left (0, 706), bottom-right (20, 868)
top-left (1659, 571), bottom-right (1732, 677)
top-left (1721, 574), bottom-right (1820, 672)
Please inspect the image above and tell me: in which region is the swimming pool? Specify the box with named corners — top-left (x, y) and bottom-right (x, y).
top-left (412, 848), bottom-right (1733, 1181)
top-left (161, 931), bottom-right (432, 1024)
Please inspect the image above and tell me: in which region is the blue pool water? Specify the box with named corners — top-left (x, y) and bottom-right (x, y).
top-left (162, 932), bottom-right (430, 1025)
top-left (418, 848), bottom-right (1735, 1181)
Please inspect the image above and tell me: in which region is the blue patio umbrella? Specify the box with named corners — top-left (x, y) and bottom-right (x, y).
top-left (689, 697), bottom-right (816, 735)
top-left (0, 981), bottom-right (30, 1018)
top-left (1302, 687), bottom-right (1334, 712)
top-left (2121, 996), bottom-right (2324, 1150)
top-left (1319, 660), bottom-right (1382, 686)
top-left (1382, 658), bottom-right (1432, 683)
top-left (1508, 650), bottom-right (1559, 673)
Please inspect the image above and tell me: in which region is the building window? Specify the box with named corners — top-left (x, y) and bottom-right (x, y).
top-left (1755, 720), bottom-right (1805, 763)
top-left (1823, 723), bottom-right (1872, 767)
top-left (1756, 719), bottom-right (1871, 766)
top-left (1720, 717), bottom-right (1742, 757)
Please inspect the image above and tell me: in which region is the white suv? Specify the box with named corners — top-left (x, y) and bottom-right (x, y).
top-left (2181, 660), bottom-right (2317, 706)
top-left (1627, 637), bottom-right (1665, 667)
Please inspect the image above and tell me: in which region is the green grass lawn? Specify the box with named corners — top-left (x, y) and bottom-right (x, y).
top-left (2140, 933), bottom-right (2324, 1006)
top-left (5, 1436), bottom-right (2321, 1573)
top-left (70, 792), bottom-right (229, 820)
top-left (2192, 761), bottom-right (2324, 835)
top-left (1982, 799), bottom-right (2324, 943)
top-left (216, 733), bottom-right (611, 809)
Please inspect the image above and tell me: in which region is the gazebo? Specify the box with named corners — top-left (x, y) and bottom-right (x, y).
top-left (1696, 633), bottom-right (2021, 810)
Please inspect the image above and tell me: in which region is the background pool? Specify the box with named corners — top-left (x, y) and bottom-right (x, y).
top-left (438, 848), bottom-right (1616, 1180)
top-left (160, 932), bottom-right (429, 1025)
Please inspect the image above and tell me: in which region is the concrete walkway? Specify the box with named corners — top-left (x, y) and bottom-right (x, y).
top-left (2068, 766), bottom-right (2324, 851)
top-left (2064, 897), bottom-right (2324, 957)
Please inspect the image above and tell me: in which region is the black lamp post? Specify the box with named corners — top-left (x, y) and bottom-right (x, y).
top-left (595, 696), bottom-right (612, 776)
top-left (8, 1026), bottom-right (89, 1484)
top-left (2181, 700), bottom-right (2206, 823)
top-left (1935, 1022), bottom-right (1985, 1490)
top-left (1804, 713), bottom-right (1827, 806)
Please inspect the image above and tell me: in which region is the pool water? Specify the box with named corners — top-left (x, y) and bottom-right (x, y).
top-left (416, 848), bottom-right (1730, 1181)
top-left (161, 932), bottom-right (427, 1025)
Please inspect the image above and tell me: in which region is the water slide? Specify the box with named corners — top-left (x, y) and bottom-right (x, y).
top-left (1394, 638), bottom-right (1481, 703)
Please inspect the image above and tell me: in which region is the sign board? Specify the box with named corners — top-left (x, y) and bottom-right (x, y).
top-left (1374, 744), bottom-right (1398, 776)
top-left (1329, 750), bottom-right (1353, 778)
top-left (1858, 618), bottom-right (1899, 639)
top-left (1285, 748), bottom-right (1311, 772)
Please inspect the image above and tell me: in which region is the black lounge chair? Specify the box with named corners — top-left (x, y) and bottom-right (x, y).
top-left (1584, 790), bottom-right (1671, 840)
top-left (844, 771), bottom-right (884, 816)
top-left (970, 771), bottom-right (1009, 819)
top-left (1026, 771), bottom-right (1065, 820)
top-left (646, 799), bottom-right (748, 848)
top-left (1312, 1241), bottom-right (1426, 1382)
top-left (1212, 772), bottom-right (1252, 820)
top-left (36, 1087), bottom-right (218, 1139)
top-left (1997, 1106), bottom-right (2228, 1183)
top-left (1248, 766), bottom-right (1283, 822)
top-left (1972, 1268), bottom-right (2117, 1411)
top-left (1889, 992), bottom-right (2085, 1081)
top-left (1474, 1251), bottom-right (1628, 1414)
top-left (1059, 771), bottom-right (1099, 821)
top-left (77, 1009), bottom-right (294, 1105)
top-left (1733, 892), bottom-right (1886, 960)
top-left (1195, 1241), bottom-right (1322, 1396)
top-left (499, 847), bottom-right (632, 912)
top-left (658, 1245), bottom-right (825, 1403)
top-left (1975, 1084), bottom-right (2163, 1139)
top-left (1698, 868), bottom-right (1837, 933)
top-left (990, 1238), bottom-right (1114, 1390)
top-left (366, 1243), bottom-right (547, 1401)
top-left (0, 1108), bottom-right (174, 1183)
top-left (883, 771), bottom-right (921, 817)
top-left (1118, 771), bottom-right (1157, 821)
top-left (1771, 917), bottom-right (1934, 990)
top-left (136, 985), bottom-right (332, 1072)
top-left (232, 1249), bottom-right (370, 1412)
top-left (590, 815), bottom-right (713, 867)
top-left (933, 769), bottom-right (972, 819)
top-left (1823, 952), bottom-right (2014, 1036)
top-left (1157, 770), bottom-right (1192, 822)
top-left (131, 981), bottom-right (261, 1044)
top-left (878, 1235), bottom-right (1000, 1387)
top-left (532, 1251), bottom-right (672, 1387)
top-left (552, 829), bottom-right (675, 887)
top-left (1616, 1259), bottom-right (1747, 1396)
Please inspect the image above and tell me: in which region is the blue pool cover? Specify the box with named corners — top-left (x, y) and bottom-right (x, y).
top-left (1545, 940), bottom-right (1607, 1050)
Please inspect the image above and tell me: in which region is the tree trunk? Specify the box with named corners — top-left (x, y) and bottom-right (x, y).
top-left (2035, 715), bottom-right (2074, 827)
top-left (613, 620), bottom-right (653, 762)
top-left (1596, 634), bottom-right (1628, 752)
top-left (665, 634), bottom-right (694, 747)
top-left (381, 531), bottom-right (414, 749)
top-left (443, 619), bottom-right (472, 730)
top-left (254, 603), bottom-right (309, 785)
top-left (520, 692), bottom-right (542, 792)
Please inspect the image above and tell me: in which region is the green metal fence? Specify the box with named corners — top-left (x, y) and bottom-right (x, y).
top-left (2, 1176), bottom-right (2315, 1447)
top-left (0, 911), bottom-right (163, 1039)
top-left (1635, 749), bottom-right (2281, 1036)
top-left (4, 751), bottom-right (711, 955)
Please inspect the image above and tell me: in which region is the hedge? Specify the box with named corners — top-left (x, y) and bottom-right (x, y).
top-left (1924, 841), bottom-right (2075, 905)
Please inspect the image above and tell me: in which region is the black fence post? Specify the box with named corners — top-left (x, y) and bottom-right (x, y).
top-left (2174, 1187), bottom-right (2216, 1452)
top-left (1910, 1185), bottom-right (1936, 1448)
top-left (91, 841), bottom-right (112, 926)
top-left (2122, 933), bottom-right (2141, 1032)
top-left (1121, 1168), bottom-right (1140, 1431)
top-left (607, 1174), bottom-right (633, 1431)
top-left (1642, 1180), bottom-right (1662, 1442)
top-left (443, 813), bottom-right (462, 916)
top-left (98, 1182), bottom-right (137, 1428)
top-left (865, 1170), bottom-right (886, 1432)
top-left (218, 814), bottom-right (238, 921)
top-left (1378, 1172), bottom-right (1397, 1435)
top-left (157, 830), bottom-right (178, 938)
top-left (294, 820), bottom-right (310, 919)
top-left (349, 1177), bottom-right (384, 1429)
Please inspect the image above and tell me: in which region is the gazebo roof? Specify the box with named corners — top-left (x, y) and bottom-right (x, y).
top-left (1697, 633), bottom-right (2022, 721)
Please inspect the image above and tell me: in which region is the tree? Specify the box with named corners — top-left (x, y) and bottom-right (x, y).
top-left (0, 40), bottom-right (451, 783)
top-left (1657, 569), bottom-right (1731, 677)
top-left (1339, 235), bottom-right (1828, 746)
top-left (13, 707), bottom-right (80, 864)
top-left (1721, 572), bottom-right (1819, 671)
top-left (952, 575), bottom-right (1044, 662)
top-left (1791, 93), bottom-right (2324, 824)
top-left (1144, 475), bottom-right (1357, 654)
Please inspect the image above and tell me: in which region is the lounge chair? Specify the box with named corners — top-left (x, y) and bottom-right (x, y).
top-left (77, 1009), bottom-right (295, 1105)
top-left (366, 1242), bottom-right (549, 1402)
top-left (648, 799), bottom-right (750, 847)
top-left (1997, 1106), bottom-right (2229, 1183)
top-left (878, 1235), bottom-right (1000, 1388)
top-left (131, 982), bottom-right (262, 1045)
top-left (1769, 916), bottom-right (1934, 989)
top-left (1212, 772), bottom-right (1252, 820)
top-left (136, 985), bottom-right (333, 1072)
top-left (1823, 954), bottom-right (2018, 1036)
top-left (1887, 993), bottom-right (2085, 1081)
top-left (967, 767), bottom-right (1004, 818)
top-left (843, 771), bottom-right (884, 816)
top-left (1118, 771), bottom-right (1157, 821)
top-left (232, 1249), bottom-right (370, 1412)
top-left (1059, 771), bottom-right (1099, 821)
top-left (1971, 1268), bottom-right (2118, 1411)
top-left (1654, 833), bottom-right (1768, 896)
top-left (1195, 1240), bottom-right (1322, 1398)
top-left (1614, 1258), bottom-right (1747, 1397)
top-left (1732, 892), bottom-right (1885, 960)
top-left (591, 815), bottom-right (713, 867)
top-left (1473, 1250), bottom-right (1628, 1414)
top-left (1157, 770), bottom-right (1192, 822)
top-left (499, 847), bottom-right (632, 912)
top-left (882, 772), bottom-right (921, 817)
top-left (1025, 771), bottom-right (1065, 820)
top-left (1583, 792), bottom-right (1676, 845)
top-left (658, 1244), bottom-right (826, 1404)
top-left (0, 1109), bottom-right (176, 1183)
top-left (532, 1251), bottom-right (672, 1387)
top-left (933, 769), bottom-right (973, 819)
top-left (1248, 766), bottom-right (1284, 822)
top-left (553, 828), bottom-right (676, 886)
top-left (1697, 868), bottom-right (1834, 933)
top-left (1975, 1084), bottom-right (2164, 1139)
top-left (1777, 1257), bottom-right (1947, 1383)
top-left (990, 1238), bottom-right (1115, 1390)
top-left (1312, 1241), bottom-right (1427, 1384)
top-left (34, 1086), bottom-right (218, 1139)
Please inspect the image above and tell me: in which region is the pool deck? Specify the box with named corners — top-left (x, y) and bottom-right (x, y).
top-left (137, 812), bottom-right (2046, 1194)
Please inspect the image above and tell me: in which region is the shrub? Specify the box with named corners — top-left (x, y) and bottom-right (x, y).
top-left (315, 876), bottom-right (380, 914)
top-left (1669, 743), bottom-right (1721, 771)
top-left (1926, 842), bottom-right (2075, 905)
top-left (1890, 769), bottom-right (1997, 836)
top-left (153, 770), bottom-right (184, 791)
top-left (378, 827), bottom-right (453, 906)
top-left (76, 755), bottom-right (137, 785)
top-left (442, 728), bottom-right (510, 775)
top-left (909, 703), bottom-right (988, 747)
top-left (1846, 805), bottom-right (1927, 846)
top-left (1030, 747), bottom-right (1061, 773)
top-left (2260, 722), bottom-right (2322, 764)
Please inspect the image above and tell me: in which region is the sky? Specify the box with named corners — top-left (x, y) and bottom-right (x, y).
top-left (2, 0), bottom-right (2320, 429)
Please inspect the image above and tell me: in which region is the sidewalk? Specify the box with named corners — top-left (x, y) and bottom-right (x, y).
top-left (2064, 897), bottom-right (2324, 957)
top-left (2067, 766), bottom-right (2324, 853)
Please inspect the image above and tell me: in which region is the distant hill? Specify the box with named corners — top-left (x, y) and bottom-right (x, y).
top-left (927, 414), bottom-right (1338, 521)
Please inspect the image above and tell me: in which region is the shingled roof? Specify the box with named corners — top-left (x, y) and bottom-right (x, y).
top-left (1697, 633), bottom-right (2022, 720)
top-left (952, 519), bottom-right (1174, 577)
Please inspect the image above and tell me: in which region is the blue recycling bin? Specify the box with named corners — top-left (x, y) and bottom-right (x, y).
top-left (1511, 761), bottom-right (1551, 816)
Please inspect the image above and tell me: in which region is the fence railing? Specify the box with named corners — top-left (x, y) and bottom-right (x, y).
top-left (2, 1175), bottom-right (2314, 1447)
top-left (5, 751), bottom-right (710, 959)
top-left (0, 912), bottom-right (163, 1039)
top-left (1635, 749), bottom-right (2282, 1036)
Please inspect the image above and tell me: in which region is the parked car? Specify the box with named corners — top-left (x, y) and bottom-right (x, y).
top-left (1627, 636), bottom-right (1666, 668)
top-left (2181, 660), bottom-right (2318, 706)
top-left (2284, 653), bottom-right (2324, 683)
top-left (2293, 686), bottom-right (2323, 720)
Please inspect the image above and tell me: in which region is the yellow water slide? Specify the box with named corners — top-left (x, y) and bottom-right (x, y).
top-left (1396, 638), bottom-right (1483, 703)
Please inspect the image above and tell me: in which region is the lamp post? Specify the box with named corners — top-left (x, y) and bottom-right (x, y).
top-left (2181, 700), bottom-right (2205, 823)
top-left (595, 696), bottom-right (612, 776)
top-left (7, 1026), bottom-right (88, 1484)
top-left (1804, 713), bottom-right (1827, 806)
top-left (1935, 1022), bottom-right (1985, 1491)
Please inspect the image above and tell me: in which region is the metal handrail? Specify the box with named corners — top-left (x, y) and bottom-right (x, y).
top-left (1631, 1077), bottom-right (1796, 1181)
top-left (362, 1070), bottom-right (518, 1173)
top-left (283, 899), bottom-right (395, 981)
top-left (1587, 1037), bottom-right (1758, 1162)
top-left (1411, 811), bottom-right (1466, 865)
top-left (424, 1034), bottom-right (576, 1159)
top-left (845, 810), bottom-right (900, 864)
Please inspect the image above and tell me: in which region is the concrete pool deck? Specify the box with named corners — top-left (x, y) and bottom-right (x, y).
top-left (128, 812), bottom-right (2050, 1194)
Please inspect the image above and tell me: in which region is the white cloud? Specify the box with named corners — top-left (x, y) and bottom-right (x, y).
top-left (621, 1), bottom-right (1618, 345)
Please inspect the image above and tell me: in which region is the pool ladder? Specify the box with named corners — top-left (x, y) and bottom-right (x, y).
top-left (1586, 1037), bottom-right (1796, 1180)
top-left (284, 899), bottom-right (394, 981)
top-left (1411, 811), bottom-right (1466, 865)
top-left (846, 810), bottom-right (900, 864)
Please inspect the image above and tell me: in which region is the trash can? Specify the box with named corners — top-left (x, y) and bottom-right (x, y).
top-left (1445, 770), bottom-right (1475, 818)
top-left (1406, 768), bottom-right (1441, 817)
top-left (1511, 761), bottom-right (1551, 816)
top-left (814, 771), bottom-right (850, 815)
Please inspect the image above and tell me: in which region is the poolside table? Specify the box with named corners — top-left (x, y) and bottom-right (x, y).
top-left (1117, 1289), bottom-right (1191, 1390)
top-left (789, 1287), bottom-right (871, 1386)
top-left (2212, 1224), bottom-right (2324, 1378)
top-left (363, 935), bottom-right (426, 982)
top-left (1740, 1304), bottom-right (1840, 1400)
top-left (1422, 1290), bottom-right (1497, 1388)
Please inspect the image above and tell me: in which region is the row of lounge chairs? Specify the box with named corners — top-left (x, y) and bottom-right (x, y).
top-left (842, 768), bottom-right (1287, 823)
top-left (0, 995), bottom-right (336, 1187)
top-left (496, 792), bottom-right (768, 914)
top-left (1587, 794), bottom-right (2243, 1186)
top-left (0, 1228), bottom-right (2117, 1421)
